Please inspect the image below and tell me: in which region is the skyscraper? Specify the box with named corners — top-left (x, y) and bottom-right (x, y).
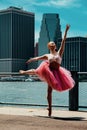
top-left (0, 7), bottom-right (34, 72)
top-left (38, 14), bottom-right (62, 58)
top-left (58, 37), bottom-right (87, 72)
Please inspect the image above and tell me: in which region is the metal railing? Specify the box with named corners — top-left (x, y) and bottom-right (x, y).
top-left (69, 71), bottom-right (87, 111)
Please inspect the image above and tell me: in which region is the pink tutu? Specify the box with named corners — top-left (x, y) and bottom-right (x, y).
top-left (35, 61), bottom-right (75, 92)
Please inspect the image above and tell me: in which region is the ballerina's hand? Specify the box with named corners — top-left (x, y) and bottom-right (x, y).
top-left (66, 24), bottom-right (70, 31)
top-left (26, 58), bottom-right (33, 64)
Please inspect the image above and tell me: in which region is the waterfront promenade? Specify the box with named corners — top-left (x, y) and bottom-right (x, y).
top-left (0, 107), bottom-right (87, 130)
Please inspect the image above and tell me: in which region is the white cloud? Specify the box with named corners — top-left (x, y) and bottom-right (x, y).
top-left (50, 0), bottom-right (81, 7)
top-left (0, 0), bottom-right (81, 11)
top-left (31, 0), bottom-right (81, 8)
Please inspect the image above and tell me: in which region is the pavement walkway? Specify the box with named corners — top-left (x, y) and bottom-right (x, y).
top-left (0, 106), bottom-right (87, 130)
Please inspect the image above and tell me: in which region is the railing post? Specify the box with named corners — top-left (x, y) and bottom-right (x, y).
top-left (69, 71), bottom-right (78, 111)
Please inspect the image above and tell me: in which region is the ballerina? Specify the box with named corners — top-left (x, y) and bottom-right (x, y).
top-left (19, 24), bottom-right (75, 116)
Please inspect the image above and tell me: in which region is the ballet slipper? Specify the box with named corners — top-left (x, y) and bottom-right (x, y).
top-left (47, 107), bottom-right (52, 117)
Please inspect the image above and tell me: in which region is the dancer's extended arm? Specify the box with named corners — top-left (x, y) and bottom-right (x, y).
top-left (58, 24), bottom-right (70, 57)
top-left (26, 55), bottom-right (48, 64)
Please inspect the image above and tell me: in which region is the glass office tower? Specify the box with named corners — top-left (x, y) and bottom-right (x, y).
top-left (58, 37), bottom-right (87, 72)
top-left (0, 7), bottom-right (34, 72)
top-left (38, 13), bottom-right (62, 58)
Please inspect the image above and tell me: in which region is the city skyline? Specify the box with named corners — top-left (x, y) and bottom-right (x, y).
top-left (0, 0), bottom-right (87, 42)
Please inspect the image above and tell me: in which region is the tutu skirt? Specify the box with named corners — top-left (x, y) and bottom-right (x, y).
top-left (35, 61), bottom-right (75, 92)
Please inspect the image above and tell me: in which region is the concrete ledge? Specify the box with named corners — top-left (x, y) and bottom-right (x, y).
top-left (0, 107), bottom-right (87, 130)
top-left (0, 106), bottom-right (87, 120)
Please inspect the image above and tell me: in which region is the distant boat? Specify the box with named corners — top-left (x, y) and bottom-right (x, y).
top-left (26, 75), bottom-right (41, 82)
top-left (24, 78), bottom-right (34, 82)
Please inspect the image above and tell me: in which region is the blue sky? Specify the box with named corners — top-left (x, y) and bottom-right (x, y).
top-left (0, 0), bottom-right (87, 42)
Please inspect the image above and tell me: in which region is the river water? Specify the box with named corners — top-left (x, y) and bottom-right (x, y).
top-left (0, 81), bottom-right (87, 110)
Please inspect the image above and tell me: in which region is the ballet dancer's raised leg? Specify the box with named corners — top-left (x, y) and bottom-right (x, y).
top-left (19, 69), bottom-right (36, 75)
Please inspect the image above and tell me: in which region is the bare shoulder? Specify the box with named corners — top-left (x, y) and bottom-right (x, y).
top-left (40, 54), bottom-right (49, 60)
top-left (44, 54), bottom-right (51, 59)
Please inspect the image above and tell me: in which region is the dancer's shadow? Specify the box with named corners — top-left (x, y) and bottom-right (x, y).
top-left (38, 116), bottom-right (86, 121)
top-left (51, 116), bottom-right (86, 121)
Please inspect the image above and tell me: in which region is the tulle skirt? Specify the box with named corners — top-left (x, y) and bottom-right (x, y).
top-left (35, 61), bottom-right (75, 92)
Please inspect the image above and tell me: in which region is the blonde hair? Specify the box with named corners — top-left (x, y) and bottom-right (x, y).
top-left (47, 41), bottom-right (55, 48)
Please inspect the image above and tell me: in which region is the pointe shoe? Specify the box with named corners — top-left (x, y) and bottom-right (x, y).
top-left (47, 107), bottom-right (52, 117)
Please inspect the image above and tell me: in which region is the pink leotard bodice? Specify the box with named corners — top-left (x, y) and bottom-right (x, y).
top-left (48, 54), bottom-right (62, 65)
